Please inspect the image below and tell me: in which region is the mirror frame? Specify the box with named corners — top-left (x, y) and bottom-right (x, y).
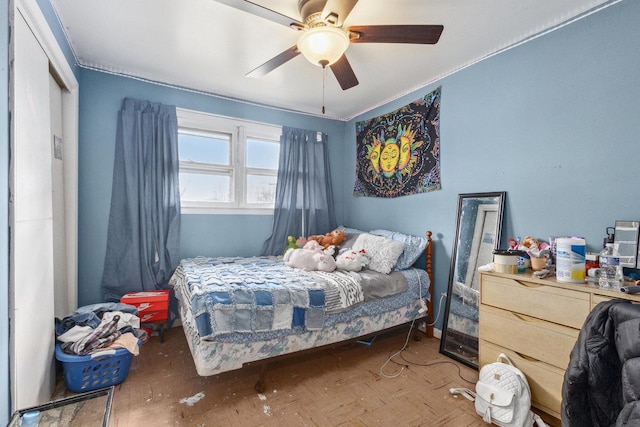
top-left (439, 191), bottom-right (506, 369)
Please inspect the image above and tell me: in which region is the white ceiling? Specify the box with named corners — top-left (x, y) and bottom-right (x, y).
top-left (50, 0), bottom-right (614, 120)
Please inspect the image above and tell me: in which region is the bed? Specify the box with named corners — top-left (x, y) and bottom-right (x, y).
top-left (168, 227), bottom-right (433, 390)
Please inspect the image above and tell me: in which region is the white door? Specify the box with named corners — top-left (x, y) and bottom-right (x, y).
top-left (11, 11), bottom-right (56, 408)
top-left (50, 75), bottom-right (70, 319)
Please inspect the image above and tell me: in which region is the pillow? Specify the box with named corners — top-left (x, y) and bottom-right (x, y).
top-left (370, 229), bottom-right (429, 270)
top-left (351, 233), bottom-right (404, 274)
top-left (338, 226), bottom-right (366, 250)
top-left (338, 226), bottom-right (366, 235)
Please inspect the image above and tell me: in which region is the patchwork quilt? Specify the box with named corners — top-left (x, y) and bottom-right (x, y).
top-left (169, 256), bottom-right (365, 340)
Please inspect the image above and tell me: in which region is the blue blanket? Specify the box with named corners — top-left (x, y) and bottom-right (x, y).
top-left (170, 257), bottom-right (327, 340)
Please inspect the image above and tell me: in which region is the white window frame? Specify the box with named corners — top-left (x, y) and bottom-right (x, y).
top-left (177, 108), bottom-right (281, 215)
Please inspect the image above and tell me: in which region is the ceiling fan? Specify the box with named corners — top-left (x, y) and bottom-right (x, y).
top-left (214, 0), bottom-right (444, 90)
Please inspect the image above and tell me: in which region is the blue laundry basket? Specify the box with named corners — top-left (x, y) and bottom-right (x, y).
top-left (55, 343), bottom-right (134, 392)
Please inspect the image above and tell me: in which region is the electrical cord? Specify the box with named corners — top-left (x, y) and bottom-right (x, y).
top-left (413, 269), bottom-right (445, 327)
top-left (378, 319), bottom-right (477, 384)
top-left (378, 283), bottom-right (476, 384)
top-left (399, 352), bottom-right (477, 385)
top-left (424, 292), bottom-right (446, 327)
top-left (379, 271), bottom-right (442, 377)
top-left (379, 318), bottom-right (416, 379)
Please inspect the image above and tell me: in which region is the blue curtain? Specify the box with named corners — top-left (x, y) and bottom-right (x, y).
top-left (262, 126), bottom-right (336, 256)
top-left (102, 98), bottom-right (181, 301)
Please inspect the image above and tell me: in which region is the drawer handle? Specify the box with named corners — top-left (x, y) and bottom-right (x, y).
top-left (515, 280), bottom-right (542, 288)
top-left (515, 351), bottom-right (541, 363)
top-left (511, 312), bottom-right (537, 323)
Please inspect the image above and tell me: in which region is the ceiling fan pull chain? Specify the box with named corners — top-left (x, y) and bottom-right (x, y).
top-left (321, 61), bottom-right (327, 114)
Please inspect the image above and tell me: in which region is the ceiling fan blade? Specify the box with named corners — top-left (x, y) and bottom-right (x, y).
top-left (213, 0), bottom-right (303, 29)
top-left (246, 45), bottom-right (300, 77)
top-left (321, 0), bottom-right (359, 26)
top-left (330, 54), bottom-right (359, 90)
top-left (348, 25), bottom-right (444, 44)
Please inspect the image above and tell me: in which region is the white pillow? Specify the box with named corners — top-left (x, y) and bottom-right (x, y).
top-left (370, 229), bottom-right (429, 270)
top-left (352, 233), bottom-right (404, 274)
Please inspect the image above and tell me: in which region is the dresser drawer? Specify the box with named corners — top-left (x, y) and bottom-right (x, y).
top-left (591, 293), bottom-right (612, 309)
top-left (479, 340), bottom-right (564, 419)
top-left (592, 292), bottom-right (640, 310)
top-left (479, 305), bottom-right (578, 370)
top-left (480, 274), bottom-right (590, 329)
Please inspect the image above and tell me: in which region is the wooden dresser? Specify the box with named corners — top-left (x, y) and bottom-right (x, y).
top-left (479, 270), bottom-right (640, 422)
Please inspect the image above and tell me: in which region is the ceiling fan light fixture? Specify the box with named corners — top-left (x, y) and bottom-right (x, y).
top-left (297, 26), bottom-right (349, 67)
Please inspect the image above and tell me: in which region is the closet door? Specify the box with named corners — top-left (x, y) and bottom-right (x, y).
top-left (50, 74), bottom-right (70, 319)
top-left (11, 11), bottom-right (56, 409)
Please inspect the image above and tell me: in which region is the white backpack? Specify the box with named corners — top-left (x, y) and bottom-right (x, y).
top-left (450, 353), bottom-right (547, 427)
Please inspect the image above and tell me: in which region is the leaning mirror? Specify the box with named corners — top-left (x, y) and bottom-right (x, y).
top-left (439, 191), bottom-right (506, 369)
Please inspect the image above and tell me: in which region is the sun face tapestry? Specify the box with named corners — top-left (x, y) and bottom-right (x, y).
top-left (353, 87), bottom-right (441, 198)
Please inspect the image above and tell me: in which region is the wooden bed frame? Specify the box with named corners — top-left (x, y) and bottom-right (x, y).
top-left (425, 230), bottom-right (434, 337)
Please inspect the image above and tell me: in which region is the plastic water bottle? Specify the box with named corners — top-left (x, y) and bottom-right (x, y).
top-left (599, 242), bottom-right (623, 289)
top-left (21, 411), bottom-right (40, 427)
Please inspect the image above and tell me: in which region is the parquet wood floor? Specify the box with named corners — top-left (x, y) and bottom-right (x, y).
top-left (52, 325), bottom-right (556, 426)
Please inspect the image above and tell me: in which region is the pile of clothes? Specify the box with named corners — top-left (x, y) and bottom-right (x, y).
top-left (55, 302), bottom-right (148, 356)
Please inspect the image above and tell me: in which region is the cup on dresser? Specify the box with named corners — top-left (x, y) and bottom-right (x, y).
top-left (530, 256), bottom-right (548, 271)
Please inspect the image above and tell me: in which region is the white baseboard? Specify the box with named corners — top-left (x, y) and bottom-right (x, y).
top-left (417, 321), bottom-right (442, 339)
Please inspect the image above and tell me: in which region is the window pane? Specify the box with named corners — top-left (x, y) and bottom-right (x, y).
top-left (179, 172), bottom-right (232, 202)
top-left (247, 174), bottom-right (277, 204)
top-left (247, 139), bottom-right (279, 169)
top-left (179, 131), bottom-right (230, 165)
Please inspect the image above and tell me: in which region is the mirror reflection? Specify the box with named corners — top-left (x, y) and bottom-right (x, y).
top-left (440, 191), bottom-right (506, 368)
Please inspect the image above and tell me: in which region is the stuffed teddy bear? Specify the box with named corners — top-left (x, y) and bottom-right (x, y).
top-left (520, 236), bottom-right (539, 249)
top-left (283, 248), bottom-right (337, 272)
top-left (308, 229), bottom-right (347, 249)
top-left (335, 249), bottom-right (368, 272)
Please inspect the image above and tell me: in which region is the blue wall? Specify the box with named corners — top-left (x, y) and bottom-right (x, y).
top-left (344, 0), bottom-right (640, 328)
top-left (35, 0), bottom-right (78, 81)
top-left (72, 1), bottom-right (640, 328)
top-left (77, 70), bottom-right (346, 305)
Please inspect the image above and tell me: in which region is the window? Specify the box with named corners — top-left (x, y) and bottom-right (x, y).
top-left (177, 109), bottom-right (281, 214)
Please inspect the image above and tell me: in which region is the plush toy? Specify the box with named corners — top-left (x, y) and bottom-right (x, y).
top-left (335, 249), bottom-right (368, 272)
top-left (283, 248), bottom-right (337, 272)
top-left (283, 235), bottom-right (300, 255)
top-left (323, 245), bottom-right (339, 259)
top-left (303, 240), bottom-right (323, 252)
top-left (520, 236), bottom-right (539, 249)
top-left (308, 229), bottom-right (347, 249)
